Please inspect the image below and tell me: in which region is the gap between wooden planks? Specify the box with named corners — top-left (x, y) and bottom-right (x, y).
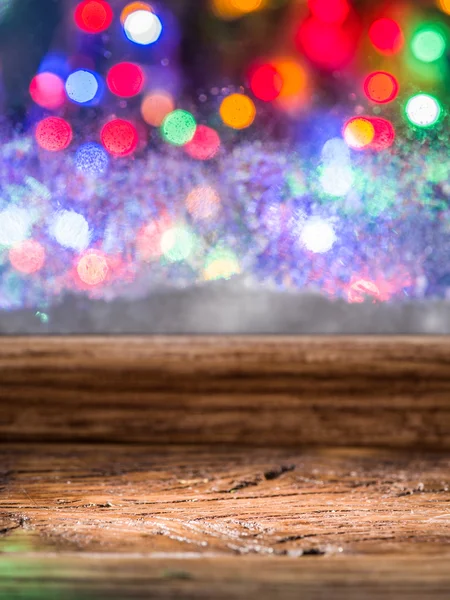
top-left (0, 336), bottom-right (449, 448)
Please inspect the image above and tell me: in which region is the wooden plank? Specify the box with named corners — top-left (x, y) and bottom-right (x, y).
top-left (1, 445), bottom-right (449, 556)
top-left (0, 337), bottom-right (449, 448)
top-left (1, 444), bottom-right (449, 599)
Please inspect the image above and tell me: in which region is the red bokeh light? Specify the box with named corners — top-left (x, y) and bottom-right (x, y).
top-left (368, 117), bottom-right (396, 152)
top-left (35, 117), bottom-right (73, 152)
top-left (74, 0), bottom-right (113, 33)
top-left (184, 125), bottom-right (221, 160)
top-left (9, 240), bottom-right (46, 274)
top-left (29, 72), bottom-right (66, 110)
top-left (348, 279), bottom-right (381, 303)
top-left (136, 214), bottom-right (172, 261)
top-left (308, 0), bottom-right (349, 25)
top-left (101, 119), bottom-right (138, 157)
top-left (363, 71), bottom-right (399, 104)
top-left (106, 62), bottom-right (145, 98)
top-left (249, 63), bottom-right (282, 102)
top-left (295, 16), bottom-right (360, 70)
top-left (76, 250), bottom-right (109, 286)
top-left (369, 18), bottom-right (403, 55)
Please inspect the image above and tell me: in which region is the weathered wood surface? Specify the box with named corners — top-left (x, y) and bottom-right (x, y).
top-left (1, 445), bottom-right (449, 598)
top-left (0, 337), bottom-right (450, 448)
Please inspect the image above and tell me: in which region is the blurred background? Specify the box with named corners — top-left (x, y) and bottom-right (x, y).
top-left (0, 0), bottom-right (448, 332)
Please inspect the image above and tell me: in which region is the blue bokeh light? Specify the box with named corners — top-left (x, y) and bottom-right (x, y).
top-left (75, 143), bottom-right (109, 175)
top-left (65, 70), bottom-right (101, 105)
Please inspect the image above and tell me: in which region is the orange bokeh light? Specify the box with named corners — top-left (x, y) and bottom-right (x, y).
top-left (141, 91), bottom-right (175, 127)
top-left (220, 94), bottom-right (256, 130)
top-left (120, 1), bottom-right (152, 24)
top-left (9, 240), bottom-right (46, 274)
top-left (343, 117), bottom-right (375, 150)
top-left (76, 250), bottom-right (109, 286)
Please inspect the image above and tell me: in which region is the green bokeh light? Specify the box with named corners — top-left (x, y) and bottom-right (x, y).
top-left (161, 110), bottom-right (197, 146)
top-left (161, 227), bottom-right (196, 262)
top-left (411, 28), bottom-right (446, 63)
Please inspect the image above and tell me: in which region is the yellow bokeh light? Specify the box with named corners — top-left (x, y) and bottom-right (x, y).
top-left (141, 91), bottom-right (175, 127)
top-left (230, 0), bottom-right (263, 13)
top-left (438, 0), bottom-right (450, 15)
top-left (211, 0), bottom-right (264, 20)
top-left (220, 94), bottom-right (256, 130)
top-left (343, 118), bottom-right (375, 149)
top-left (120, 2), bottom-right (153, 25)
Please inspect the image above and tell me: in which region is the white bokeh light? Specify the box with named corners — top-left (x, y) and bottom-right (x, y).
top-left (300, 218), bottom-right (336, 254)
top-left (0, 207), bottom-right (32, 247)
top-left (321, 137), bottom-right (350, 165)
top-left (51, 210), bottom-right (90, 251)
top-left (124, 10), bottom-right (162, 45)
top-left (405, 94), bottom-right (442, 127)
top-left (320, 164), bottom-right (354, 197)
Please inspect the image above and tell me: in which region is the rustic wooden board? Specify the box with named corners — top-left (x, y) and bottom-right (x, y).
top-left (0, 336), bottom-right (449, 448)
top-left (1, 444), bottom-right (449, 598)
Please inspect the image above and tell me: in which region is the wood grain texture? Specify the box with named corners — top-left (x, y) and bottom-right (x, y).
top-left (0, 336), bottom-right (450, 448)
top-left (1, 445), bottom-right (449, 599)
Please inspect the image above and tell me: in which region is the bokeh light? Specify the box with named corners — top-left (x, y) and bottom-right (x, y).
top-left (161, 227), bottom-right (196, 262)
top-left (74, 0), bottom-right (113, 33)
top-left (161, 110), bottom-right (197, 146)
top-left (141, 91), bottom-right (175, 127)
top-left (321, 137), bottom-right (350, 164)
top-left (75, 142), bottom-right (109, 174)
top-left (106, 62), bottom-right (144, 98)
top-left (9, 240), bottom-right (45, 274)
top-left (77, 250), bottom-right (109, 286)
top-left (348, 279), bottom-right (381, 303)
top-left (249, 63), bottom-right (282, 102)
top-left (230, 0), bottom-right (263, 14)
top-left (405, 93), bottom-right (442, 127)
top-left (101, 119), bottom-right (138, 156)
top-left (343, 117), bottom-right (375, 150)
top-left (120, 1), bottom-right (152, 24)
top-left (411, 27), bottom-right (446, 63)
top-left (66, 69), bottom-right (99, 104)
top-left (273, 58), bottom-right (307, 100)
top-left (296, 17), bottom-right (358, 70)
top-left (369, 118), bottom-right (396, 151)
top-left (369, 18), bottom-right (404, 55)
top-left (204, 248), bottom-right (240, 280)
top-left (124, 10), bottom-right (162, 45)
top-left (51, 211), bottom-right (91, 251)
top-left (220, 94), bottom-right (256, 129)
top-left (136, 216), bottom-right (171, 261)
top-left (29, 72), bottom-right (66, 110)
top-left (320, 164), bottom-right (354, 196)
top-left (0, 207), bottom-right (31, 248)
top-left (184, 125), bottom-right (221, 160)
top-left (438, 0), bottom-right (450, 15)
top-left (35, 117), bottom-right (73, 152)
top-left (300, 218), bottom-right (336, 253)
top-left (186, 186), bottom-right (221, 220)
top-left (308, 0), bottom-right (349, 25)
top-left (363, 71), bottom-right (399, 104)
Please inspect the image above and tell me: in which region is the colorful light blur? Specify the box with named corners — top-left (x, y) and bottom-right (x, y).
top-left (343, 117), bottom-right (375, 150)
top-left (369, 18), bottom-right (404, 55)
top-left (308, 0), bottom-right (349, 25)
top-left (220, 94), bottom-right (256, 129)
top-left (411, 27), bottom-right (446, 63)
top-left (320, 164), bottom-right (354, 197)
top-left (296, 16), bottom-right (359, 70)
top-left (136, 216), bottom-right (171, 261)
top-left (74, 0), bottom-right (113, 33)
top-left (106, 62), bottom-right (144, 98)
top-left (100, 119), bottom-right (138, 156)
top-left (369, 118), bottom-right (396, 151)
top-left (249, 63), bottom-right (282, 102)
top-left (35, 117), bottom-right (73, 152)
top-left (348, 279), bottom-right (381, 303)
top-left (75, 143), bottom-right (109, 174)
top-left (161, 110), bottom-right (197, 146)
top-left (184, 125), bottom-right (221, 160)
top-left (124, 9), bottom-right (162, 45)
top-left (0, 207), bottom-right (31, 248)
top-left (204, 248), bottom-right (240, 280)
top-left (186, 186), bottom-right (221, 220)
top-left (120, 2), bottom-right (153, 24)
top-left (212, 0), bottom-right (264, 20)
top-left (273, 58), bottom-right (307, 100)
top-left (363, 71), bottom-right (399, 104)
top-left (161, 227), bottom-right (196, 262)
top-left (141, 91), bottom-right (175, 127)
top-left (29, 72), bottom-right (66, 109)
top-left (438, 0), bottom-right (450, 15)
top-left (76, 250), bottom-right (109, 286)
top-left (405, 93), bottom-right (442, 127)
top-left (300, 218), bottom-right (336, 254)
top-left (9, 240), bottom-right (45, 275)
top-left (51, 211), bottom-right (91, 251)
top-left (66, 70), bottom-right (100, 104)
